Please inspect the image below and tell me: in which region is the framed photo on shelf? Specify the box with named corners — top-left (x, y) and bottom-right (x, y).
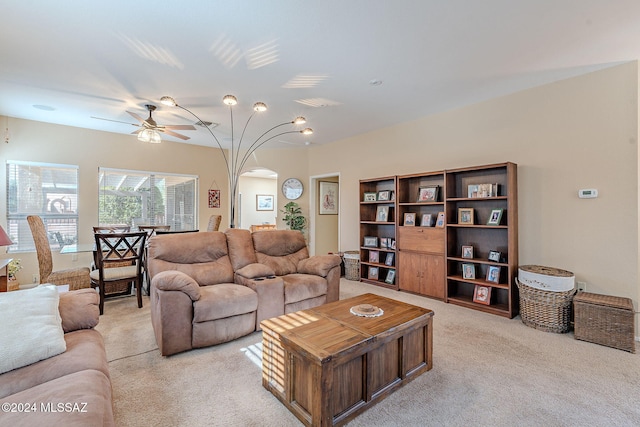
top-left (417, 185), bottom-right (439, 202)
top-left (420, 213), bottom-right (434, 227)
top-left (487, 208), bottom-right (504, 225)
top-left (435, 211), bottom-right (445, 228)
top-left (363, 236), bottom-right (378, 248)
top-left (376, 205), bottom-right (389, 222)
top-left (377, 190), bottom-right (391, 201)
top-left (368, 266), bottom-right (379, 280)
top-left (473, 285), bottom-right (492, 305)
top-left (380, 237), bottom-right (388, 249)
top-left (486, 266), bottom-right (501, 284)
top-left (488, 250), bottom-right (502, 262)
top-left (390, 239), bottom-right (396, 249)
top-left (458, 208), bottom-right (474, 224)
top-left (403, 212), bottom-right (416, 226)
top-left (461, 245), bottom-right (474, 259)
top-left (385, 269), bottom-right (396, 285)
top-left (368, 250), bottom-right (379, 263)
top-left (363, 192), bottom-right (377, 202)
top-left (384, 252), bottom-right (394, 266)
top-left (256, 194), bottom-right (274, 211)
top-left (462, 263), bottom-right (475, 280)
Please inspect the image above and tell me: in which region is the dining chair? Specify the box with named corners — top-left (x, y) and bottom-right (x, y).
top-left (26, 215), bottom-right (91, 290)
top-left (137, 225), bottom-right (170, 293)
top-left (206, 215), bottom-right (222, 232)
top-left (93, 225), bottom-right (131, 233)
top-left (90, 231), bottom-right (147, 315)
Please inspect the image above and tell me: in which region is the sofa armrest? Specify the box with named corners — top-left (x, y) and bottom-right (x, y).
top-left (235, 263), bottom-right (275, 280)
top-left (58, 288), bottom-right (100, 333)
top-left (151, 270), bottom-right (201, 301)
top-left (297, 255), bottom-right (342, 277)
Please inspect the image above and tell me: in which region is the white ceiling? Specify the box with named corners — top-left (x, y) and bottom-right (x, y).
top-left (2, 0), bottom-right (640, 149)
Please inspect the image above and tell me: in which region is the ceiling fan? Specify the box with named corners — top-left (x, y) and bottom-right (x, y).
top-left (92, 104), bottom-right (196, 140)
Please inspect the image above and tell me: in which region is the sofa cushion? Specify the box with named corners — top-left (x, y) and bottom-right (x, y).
top-left (148, 232), bottom-right (235, 285)
top-left (193, 284), bottom-right (258, 323)
top-left (0, 285), bottom-right (66, 375)
top-left (59, 289), bottom-right (100, 333)
top-left (252, 230), bottom-right (309, 276)
top-left (282, 274), bottom-right (327, 304)
top-left (0, 329), bottom-right (108, 399)
top-left (225, 228), bottom-right (258, 270)
top-left (1, 369), bottom-right (114, 427)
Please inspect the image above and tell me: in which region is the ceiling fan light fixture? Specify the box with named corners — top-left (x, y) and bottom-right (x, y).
top-left (223, 95), bottom-right (238, 106)
top-left (253, 102), bottom-right (267, 112)
top-left (138, 128), bottom-right (162, 143)
top-left (293, 116), bottom-right (306, 125)
top-left (301, 128), bottom-right (313, 135)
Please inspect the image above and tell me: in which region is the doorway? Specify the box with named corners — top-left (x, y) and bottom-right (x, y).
top-left (309, 173), bottom-right (340, 256)
top-left (238, 168), bottom-right (278, 230)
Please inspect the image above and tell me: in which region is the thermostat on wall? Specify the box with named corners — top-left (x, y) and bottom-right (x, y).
top-left (578, 189), bottom-right (598, 199)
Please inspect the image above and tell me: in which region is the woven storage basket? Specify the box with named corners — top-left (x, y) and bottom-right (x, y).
top-left (574, 292), bottom-right (635, 353)
top-left (516, 278), bottom-right (576, 333)
top-left (343, 251), bottom-right (360, 281)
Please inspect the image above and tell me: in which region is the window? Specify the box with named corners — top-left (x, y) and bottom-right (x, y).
top-left (7, 161), bottom-right (79, 252)
top-left (98, 168), bottom-right (198, 231)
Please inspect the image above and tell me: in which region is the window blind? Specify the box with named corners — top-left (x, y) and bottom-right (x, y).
top-left (6, 160), bottom-right (79, 252)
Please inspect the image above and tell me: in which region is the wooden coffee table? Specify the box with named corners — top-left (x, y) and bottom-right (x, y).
top-left (261, 293), bottom-right (434, 427)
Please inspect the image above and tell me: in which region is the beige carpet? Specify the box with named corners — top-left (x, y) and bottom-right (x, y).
top-left (96, 279), bottom-right (640, 426)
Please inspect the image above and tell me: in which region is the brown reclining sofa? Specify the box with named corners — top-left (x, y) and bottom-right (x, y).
top-left (147, 229), bottom-right (341, 356)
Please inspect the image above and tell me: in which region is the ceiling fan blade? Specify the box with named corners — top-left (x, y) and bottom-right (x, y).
top-left (163, 124), bottom-right (197, 130)
top-left (91, 116), bottom-right (138, 126)
top-left (131, 129), bottom-right (142, 135)
top-left (161, 128), bottom-right (191, 140)
top-left (127, 111), bottom-right (146, 124)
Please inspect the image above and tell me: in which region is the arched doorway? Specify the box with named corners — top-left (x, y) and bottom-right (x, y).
top-left (238, 168), bottom-right (278, 230)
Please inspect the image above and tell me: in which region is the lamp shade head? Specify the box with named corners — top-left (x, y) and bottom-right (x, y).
top-left (293, 116), bottom-right (306, 125)
top-left (160, 96), bottom-right (177, 107)
top-left (0, 226), bottom-right (13, 247)
top-left (301, 128), bottom-right (313, 135)
top-left (253, 102), bottom-right (267, 112)
top-left (223, 95), bottom-right (238, 106)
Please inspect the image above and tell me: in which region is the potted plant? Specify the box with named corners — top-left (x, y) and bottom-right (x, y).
top-left (8, 258), bottom-right (22, 284)
top-left (281, 201), bottom-right (307, 233)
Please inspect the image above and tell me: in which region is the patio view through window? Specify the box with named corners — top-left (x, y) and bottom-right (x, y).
top-left (98, 168), bottom-right (198, 232)
top-left (6, 160), bottom-right (79, 252)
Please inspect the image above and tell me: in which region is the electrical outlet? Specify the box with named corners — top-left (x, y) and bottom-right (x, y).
top-left (577, 281), bottom-right (586, 292)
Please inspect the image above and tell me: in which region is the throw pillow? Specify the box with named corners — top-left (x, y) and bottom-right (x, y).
top-left (0, 285), bottom-right (66, 374)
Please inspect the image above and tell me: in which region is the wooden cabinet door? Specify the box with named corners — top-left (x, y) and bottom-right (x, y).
top-left (422, 255), bottom-right (445, 299)
top-left (399, 252), bottom-right (445, 299)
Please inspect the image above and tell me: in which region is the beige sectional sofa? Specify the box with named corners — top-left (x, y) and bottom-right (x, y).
top-left (147, 229), bottom-right (341, 356)
top-left (0, 288), bottom-right (113, 427)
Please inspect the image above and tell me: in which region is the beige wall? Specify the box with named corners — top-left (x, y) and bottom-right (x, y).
top-left (308, 62), bottom-right (639, 312)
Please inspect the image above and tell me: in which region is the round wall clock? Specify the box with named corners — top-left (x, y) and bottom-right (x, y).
top-left (282, 178), bottom-right (303, 200)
